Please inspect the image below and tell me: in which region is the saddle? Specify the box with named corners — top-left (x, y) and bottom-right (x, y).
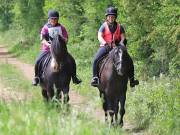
top-left (37, 52), bottom-right (51, 79)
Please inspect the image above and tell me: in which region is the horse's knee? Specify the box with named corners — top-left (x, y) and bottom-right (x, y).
top-left (103, 100), bottom-right (108, 113)
top-left (120, 108), bottom-right (125, 116)
top-left (56, 89), bottom-right (62, 100)
top-left (42, 89), bottom-right (47, 98)
top-left (47, 89), bottom-right (54, 99)
top-left (63, 94), bottom-right (69, 103)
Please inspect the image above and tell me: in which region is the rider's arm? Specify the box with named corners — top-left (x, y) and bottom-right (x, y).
top-left (119, 25), bottom-right (127, 46)
top-left (98, 24), bottom-right (106, 46)
top-left (40, 24), bottom-right (51, 47)
top-left (98, 32), bottom-right (106, 45)
top-left (41, 38), bottom-right (51, 47)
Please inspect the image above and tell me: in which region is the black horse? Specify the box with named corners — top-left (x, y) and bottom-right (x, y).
top-left (98, 45), bottom-right (130, 127)
top-left (39, 35), bottom-right (74, 103)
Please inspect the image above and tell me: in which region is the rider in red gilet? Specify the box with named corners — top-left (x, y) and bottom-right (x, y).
top-left (91, 7), bottom-right (139, 87)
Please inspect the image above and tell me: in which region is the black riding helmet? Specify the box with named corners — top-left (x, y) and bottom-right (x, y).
top-left (48, 10), bottom-right (59, 19)
top-left (105, 7), bottom-right (118, 17)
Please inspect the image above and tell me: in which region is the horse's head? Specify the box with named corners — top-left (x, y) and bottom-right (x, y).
top-left (51, 35), bottom-right (67, 62)
top-left (111, 45), bottom-right (128, 76)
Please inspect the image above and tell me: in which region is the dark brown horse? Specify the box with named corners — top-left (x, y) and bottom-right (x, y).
top-left (39, 35), bottom-right (74, 103)
top-left (98, 45), bottom-right (130, 127)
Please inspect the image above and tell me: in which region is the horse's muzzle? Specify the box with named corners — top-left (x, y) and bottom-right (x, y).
top-left (117, 68), bottom-right (123, 76)
top-left (117, 70), bottom-right (123, 76)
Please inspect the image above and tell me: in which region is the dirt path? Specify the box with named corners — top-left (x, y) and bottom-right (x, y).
top-left (0, 45), bottom-right (144, 135)
top-left (0, 45), bottom-right (101, 116)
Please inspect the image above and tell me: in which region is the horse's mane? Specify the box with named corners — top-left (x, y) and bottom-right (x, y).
top-left (51, 35), bottom-right (67, 61)
top-left (109, 45), bottom-right (127, 57)
top-left (99, 45), bottom-right (128, 77)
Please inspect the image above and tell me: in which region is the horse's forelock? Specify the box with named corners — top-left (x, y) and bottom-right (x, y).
top-left (51, 35), bottom-right (67, 62)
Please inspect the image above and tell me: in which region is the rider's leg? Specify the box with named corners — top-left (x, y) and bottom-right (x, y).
top-left (127, 53), bottom-right (139, 87)
top-left (91, 46), bottom-right (108, 86)
top-left (68, 53), bottom-right (82, 84)
top-left (32, 51), bottom-right (46, 86)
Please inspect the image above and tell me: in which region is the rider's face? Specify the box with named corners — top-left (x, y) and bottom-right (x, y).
top-left (106, 15), bottom-right (116, 24)
top-left (49, 18), bottom-right (58, 26)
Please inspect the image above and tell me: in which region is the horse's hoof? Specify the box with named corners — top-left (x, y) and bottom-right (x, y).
top-left (119, 122), bottom-right (123, 127)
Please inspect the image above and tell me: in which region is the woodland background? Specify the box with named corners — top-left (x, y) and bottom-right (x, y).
top-left (0, 0), bottom-right (179, 135)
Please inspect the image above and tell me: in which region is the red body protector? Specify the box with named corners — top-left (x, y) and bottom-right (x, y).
top-left (102, 22), bottom-right (122, 47)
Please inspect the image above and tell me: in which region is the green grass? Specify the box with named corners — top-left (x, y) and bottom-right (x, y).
top-left (0, 63), bottom-right (126, 135)
top-left (0, 64), bottom-right (38, 93)
top-left (0, 100), bottom-right (126, 135)
top-left (126, 75), bottom-right (180, 135)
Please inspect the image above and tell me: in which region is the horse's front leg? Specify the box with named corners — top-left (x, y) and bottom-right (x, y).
top-left (114, 99), bottom-right (119, 124)
top-left (100, 92), bottom-right (108, 122)
top-left (55, 85), bottom-right (62, 102)
top-left (107, 98), bottom-right (115, 125)
top-left (119, 93), bottom-right (126, 127)
top-left (62, 86), bottom-right (70, 104)
top-left (56, 88), bottom-right (62, 101)
top-left (47, 85), bottom-right (54, 101)
top-left (41, 89), bottom-right (48, 102)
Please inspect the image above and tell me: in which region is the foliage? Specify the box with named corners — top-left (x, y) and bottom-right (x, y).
top-left (123, 0), bottom-right (180, 77)
top-left (126, 76), bottom-right (180, 135)
top-left (0, 0), bottom-right (179, 76)
top-left (0, 0), bottom-right (14, 31)
top-left (0, 0), bottom-right (179, 134)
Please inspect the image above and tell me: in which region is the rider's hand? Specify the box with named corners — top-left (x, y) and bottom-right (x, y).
top-left (104, 42), bottom-right (111, 47)
top-left (47, 43), bottom-right (51, 48)
top-left (104, 43), bottom-right (112, 51)
top-left (47, 41), bottom-right (51, 47)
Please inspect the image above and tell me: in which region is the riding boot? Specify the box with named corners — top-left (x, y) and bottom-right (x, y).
top-left (32, 62), bottom-right (40, 86)
top-left (128, 54), bottom-right (139, 87)
top-left (72, 75), bottom-right (82, 84)
top-left (129, 77), bottom-right (139, 87)
top-left (32, 52), bottom-right (47, 86)
top-left (91, 61), bottom-right (100, 87)
top-left (91, 57), bottom-right (100, 87)
top-left (91, 47), bottom-right (108, 87)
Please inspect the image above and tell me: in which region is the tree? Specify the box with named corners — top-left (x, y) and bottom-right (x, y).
top-left (0, 0), bottom-right (14, 31)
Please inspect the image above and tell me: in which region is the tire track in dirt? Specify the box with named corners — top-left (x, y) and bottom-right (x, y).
top-left (0, 45), bottom-right (144, 135)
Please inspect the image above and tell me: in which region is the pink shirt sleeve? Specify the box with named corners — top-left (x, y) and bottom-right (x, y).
top-left (40, 25), bottom-right (48, 37)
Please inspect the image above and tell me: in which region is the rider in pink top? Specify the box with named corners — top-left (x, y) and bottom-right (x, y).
top-left (40, 22), bottom-right (68, 52)
top-left (32, 10), bottom-right (81, 86)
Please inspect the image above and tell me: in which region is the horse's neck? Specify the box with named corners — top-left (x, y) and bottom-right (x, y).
top-left (99, 56), bottom-right (113, 77)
